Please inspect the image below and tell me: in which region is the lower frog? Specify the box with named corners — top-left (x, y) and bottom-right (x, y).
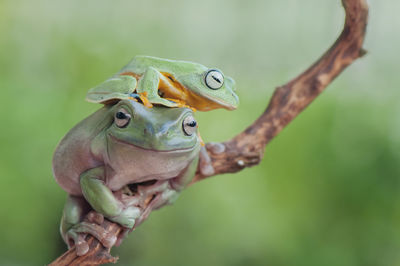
top-left (53, 99), bottom-right (216, 255)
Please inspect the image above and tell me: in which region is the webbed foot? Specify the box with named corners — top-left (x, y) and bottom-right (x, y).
top-left (206, 142), bottom-right (226, 154)
top-left (137, 92), bottom-right (154, 108)
top-left (109, 205), bottom-right (141, 229)
top-left (134, 91), bottom-right (182, 109)
top-left (65, 211), bottom-right (117, 256)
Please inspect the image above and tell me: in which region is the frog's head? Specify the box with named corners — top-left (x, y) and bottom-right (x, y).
top-left (106, 100), bottom-right (200, 152)
top-left (104, 100), bottom-right (201, 186)
top-left (175, 66), bottom-right (239, 111)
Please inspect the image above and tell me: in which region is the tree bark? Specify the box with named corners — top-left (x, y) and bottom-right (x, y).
top-left (49, 0), bottom-right (369, 264)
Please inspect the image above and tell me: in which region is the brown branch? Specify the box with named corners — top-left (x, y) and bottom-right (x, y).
top-left (193, 0), bottom-right (368, 183)
top-left (49, 0), bottom-right (368, 264)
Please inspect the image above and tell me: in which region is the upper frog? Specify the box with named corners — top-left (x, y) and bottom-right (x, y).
top-left (86, 55), bottom-right (239, 111)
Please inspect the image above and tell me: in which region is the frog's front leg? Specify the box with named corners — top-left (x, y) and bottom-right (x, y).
top-left (60, 195), bottom-right (88, 245)
top-left (80, 167), bottom-right (141, 229)
top-left (60, 196), bottom-right (116, 256)
top-left (136, 180), bottom-right (169, 205)
top-left (137, 67), bottom-right (178, 108)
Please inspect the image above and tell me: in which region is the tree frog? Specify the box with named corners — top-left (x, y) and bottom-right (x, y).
top-left (86, 55), bottom-right (239, 111)
top-left (53, 99), bottom-right (214, 255)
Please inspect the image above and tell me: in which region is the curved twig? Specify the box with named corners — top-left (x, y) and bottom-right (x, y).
top-left (49, 0), bottom-right (368, 264)
top-left (192, 0), bottom-right (368, 182)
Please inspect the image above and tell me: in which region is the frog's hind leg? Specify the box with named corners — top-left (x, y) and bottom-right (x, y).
top-left (86, 75), bottom-right (137, 104)
top-left (60, 196), bottom-right (89, 243)
top-left (60, 196), bottom-right (91, 254)
top-left (60, 196), bottom-right (116, 256)
top-left (67, 220), bottom-right (117, 255)
top-left (137, 67), bottom-right (179, 108)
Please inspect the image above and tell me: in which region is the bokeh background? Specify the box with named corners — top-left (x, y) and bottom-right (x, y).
top-left (0, 0), bottom-right (399, 265)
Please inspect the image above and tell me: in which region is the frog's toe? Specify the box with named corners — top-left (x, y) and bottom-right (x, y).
top-left (206, 142), bottom-right (226, 154)
top-left (198, 143), bottom-right (226, 176)
top-left (76, 222), bottom-right (117, 248)
top-left (75, 237), bottom-right (90, 256)
top-left (110, 206), bottom-right (141, 229)
top-left (87, 211), bottom-right (104, 225)
top-left (199, 146), bottom-right (215, 176)
top-left (66, 230), bottom-right (89, 256)
top-left (67, 221), bottom-right (117, 254)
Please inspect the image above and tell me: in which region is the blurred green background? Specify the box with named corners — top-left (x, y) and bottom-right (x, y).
top-left (0, 0), bottom-right (399, 265)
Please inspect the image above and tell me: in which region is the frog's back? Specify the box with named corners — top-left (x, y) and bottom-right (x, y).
top-left (52, 107), bottom-right (110, 196)
top-left (119, 55), bottom-right (206, 75)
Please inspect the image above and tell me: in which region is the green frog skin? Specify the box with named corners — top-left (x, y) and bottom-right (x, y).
top-left (86, 55), bottom-right (239, 111)
top-left (53, 99), bottom-right (213, 255)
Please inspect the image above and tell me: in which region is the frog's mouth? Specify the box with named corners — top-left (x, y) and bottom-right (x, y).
top-left (106, 133), bottom-right (198, 192)
top-left (108, 134), bottom-right (196, 153)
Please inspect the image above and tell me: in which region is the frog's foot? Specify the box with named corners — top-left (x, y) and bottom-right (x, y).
top-left (87, 211), bottom-right (104, 225)
top-left (66, 229), bottom-right (89, 256)
top-left (199, 143), bottom-right (226, 176)
top-left (109, 205), bottom-right (142, 229)
top-left (87, 210), bottom-right (129, 248)
top-left (129, 92), bottom-right (154, 108)
top-left (206, 142), bottom-right (226, 154)
top-left (66, 220), bottom-right (117, 256)
top-left (137, 180), bottom-right (169, 206)
top-left (128, 96), bottom-right (138, 102)
top-left (137, 92), bottom-right (154, 108)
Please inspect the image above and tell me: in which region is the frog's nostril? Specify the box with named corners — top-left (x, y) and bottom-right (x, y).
top-left (143, 127), bottom-right (154, 135)
top-left (143, 124), bottom-right (156, 136)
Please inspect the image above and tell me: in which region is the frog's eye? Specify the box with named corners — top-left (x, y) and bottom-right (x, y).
top-left (115, 108), bottom-right (131, 128)
top-left (182, 115), bottom-right (197, 136)
top-left (205, 69), bottom-right (224, 90)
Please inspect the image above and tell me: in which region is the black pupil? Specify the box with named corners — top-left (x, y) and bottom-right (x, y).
top-left (187, 120), bottom-right (197, 127)
top-left (116, 112), bottom-right (127, 119)
top-left (212, 74), bottom-right (221, 83)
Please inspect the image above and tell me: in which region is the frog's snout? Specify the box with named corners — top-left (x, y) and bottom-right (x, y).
top-left (143, 124), bottom-right (169, 143)
top-left (143, 126), bottom-right (155, 136)
top-left (154, 129), bottom-right (168, 139)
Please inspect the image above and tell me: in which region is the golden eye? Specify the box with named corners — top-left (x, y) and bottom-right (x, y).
top-left (205, 69), bottom-right (224, 90)
top-left (115, 108), bottom-right (131, 128)
top-left (182, 115), bottom-right (197, 136)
